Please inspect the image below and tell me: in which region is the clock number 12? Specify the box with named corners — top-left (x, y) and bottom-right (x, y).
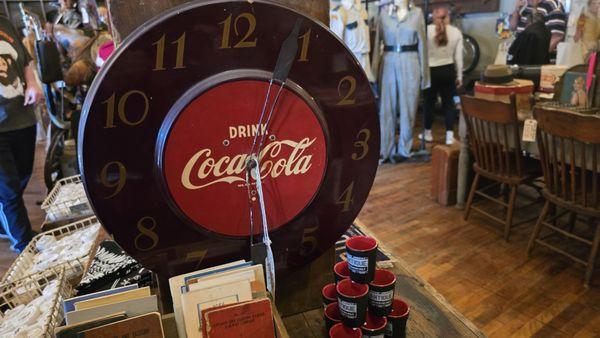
top-left (219, 13), bottom-right (258, 49)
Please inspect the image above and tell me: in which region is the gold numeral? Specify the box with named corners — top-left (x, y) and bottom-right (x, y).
top-left (352, 129), bottom-right (371, 161)
top-left (103, 90), bottom-right (150, 128)
top-left (300, 225), bottom-right (319, 256)
top-left (219, 13), bottom-right (258, 49)
top-left (185, 250), bottom-right (208, 269)
top-left (337, 182), bottom-right (355, 212)
top-left (337, 75), bottom-right (357, 106)
top-left (134, 217), bottom-right (159, 252)
top-left (298, 29), bottom-right (311, 62)
top-left (152, 33), bottom-right (186, 71)
top-left (100, 161), bottom-right (126, 199)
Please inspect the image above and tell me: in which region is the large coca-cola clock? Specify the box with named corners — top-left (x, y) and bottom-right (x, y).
top-left (78, 0), bottom-right (379, 278)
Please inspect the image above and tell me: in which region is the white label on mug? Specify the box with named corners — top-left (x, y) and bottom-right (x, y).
top-left (385, 322), bottom-right (393, 336)
top-left (347, 253), bottom-right (369, 274)
top-left (369, 290), bottom-right (394, 307)
top-left (339, 299), bottom-right (357, 319)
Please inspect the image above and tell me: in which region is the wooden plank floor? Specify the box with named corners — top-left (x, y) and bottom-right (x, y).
top-left (3, 130), bottom-right (600, 337)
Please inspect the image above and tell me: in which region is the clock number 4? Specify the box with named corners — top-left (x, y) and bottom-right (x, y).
top-left (337, 182), bottom-right (355, 212)
top-left (337, 75), bottom-right (357, 106)
top-left (100, 161), bottom-right (126, 199)
top-left (352, 129), bottom-right (371, 161)
top-left (134, 216), bottom-right (159, 252)
top-left (152, 32), bottom-right (186, 71)
top-left (300, 225), bottom-right (319, 256)
top-left (103, 90), bottom-right (149, 129)
top-left (220, 13), bottom-right (258, 49)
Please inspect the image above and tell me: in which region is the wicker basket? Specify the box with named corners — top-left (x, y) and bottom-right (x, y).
top-left (0, 268), bottom-right (72, 337)
top-left (41, 175), bottom-right (93, 223)
top-left (1, 217), bottom-right (103, 284)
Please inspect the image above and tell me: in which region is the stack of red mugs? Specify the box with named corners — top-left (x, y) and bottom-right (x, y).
top-left (322, 236), bottom-right (410, 338)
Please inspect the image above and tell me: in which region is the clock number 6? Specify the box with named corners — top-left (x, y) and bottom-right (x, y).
top-left (134, 217), bottom-right (159, 252)
top-left (100, 161), bottom-right (126, 199)
top-left (352, 129), bottom-right (371, 161)
top-left (219, 13), bottom-right (258, 49)
top-left (337, 76), bottom-right (357, 106)
top-left (103, 90), bottom-right (150, 129)
top-left (152, 32), bottom-right (186, 71)
top-left (337, 182), bottom-right (355, 212)
top-left (300, 225), bottom-right (319, 256)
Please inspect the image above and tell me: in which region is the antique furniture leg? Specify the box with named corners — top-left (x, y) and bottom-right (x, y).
top-left (527, 200), bottom-right (551, 256)
top-left (585, 219), bottom-right (600, 288)
top-left (463, 173), bottom-right (480, 221)
top-left (456, 110), bottom-right (470, 209)
top-left (504, 185), bottom-right (518, 241)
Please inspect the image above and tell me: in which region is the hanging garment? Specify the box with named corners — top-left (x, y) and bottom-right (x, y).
top-left (330, 4), bottom-right (376, 82)
top-left (373, 7), bottom-right (430, 160)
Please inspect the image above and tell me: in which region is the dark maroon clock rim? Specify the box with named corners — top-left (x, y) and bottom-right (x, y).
top-left (78, 0), bottom-right (380, 278)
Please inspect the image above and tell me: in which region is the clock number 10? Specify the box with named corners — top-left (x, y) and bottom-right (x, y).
top-left (103, 90), bottom-right (149, 128)
top-left (152, 32), bottom-right (186, 71)
top-left (219, 13), bottom-right (258, 49)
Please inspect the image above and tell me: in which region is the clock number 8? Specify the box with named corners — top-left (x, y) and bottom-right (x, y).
top-left (100, 161), bottom-right (126, 199)
top-left (134, 217), bottom-right (159, 252)
top-left (103, 90), bottom-right (150, 128)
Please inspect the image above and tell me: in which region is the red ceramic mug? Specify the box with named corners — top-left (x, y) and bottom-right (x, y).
top-left (334, 261), bottom-right (351, 283)
top-left (345, 236), bottom-right (378, 284)
top-left (329, 323), bottom-right (363, 338)
top-left (323, 283), bottom-right (338, 308)
top-left (361, 310), bottom-right (387, 337)
top-left (324, 302), bottom-right (342, 331)
top-left (368, 269), bottom-right (396, 317)
top-left (385, 299), bottom-right (410, 338)
top-left (336, 278), bottom-right (369, 328)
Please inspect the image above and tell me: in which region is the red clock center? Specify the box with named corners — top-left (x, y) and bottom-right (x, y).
top-left (162, 80), bottom-right (327, 237)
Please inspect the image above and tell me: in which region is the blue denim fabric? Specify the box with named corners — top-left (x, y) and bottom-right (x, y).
top-left (0, 125), bottom-right (36, 252)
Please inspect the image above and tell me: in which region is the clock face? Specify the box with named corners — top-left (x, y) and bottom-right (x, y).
top-left (78, 0), bottom-right (379, 278)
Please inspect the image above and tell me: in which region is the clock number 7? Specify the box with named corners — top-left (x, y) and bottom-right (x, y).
top-left (185, 250), bottom-right (208, 269)
top-left (152, 32), bottom-right (186, 71)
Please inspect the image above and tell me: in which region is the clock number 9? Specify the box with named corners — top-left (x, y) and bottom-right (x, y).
top-left (336, 181), bottom-right (355, 212)
top-left (219, 13), bottom-right (258, 49)
top-left (337, 76), bottom-right (357, 106)
top-left (100, 161), bottom-right (126, 199)
top-left (152, 32), bottom-right (186, 71)
top-left (103, 90), bottom-right (150, 128)
top-left (352, 129), bottom-right (371, 161)
top-left (134, 216), bottom-right (159, 252)
top-left (300, 225), bottom-right (319, 256)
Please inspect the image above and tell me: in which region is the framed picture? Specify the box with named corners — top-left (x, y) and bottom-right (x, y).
top-left (559, 72), bottom-right (597, 108)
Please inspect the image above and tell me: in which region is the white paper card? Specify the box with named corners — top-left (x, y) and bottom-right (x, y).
top-left (522, 119), bottom-right (537, 142)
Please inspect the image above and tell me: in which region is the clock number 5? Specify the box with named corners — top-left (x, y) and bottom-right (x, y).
top-left (337, 76), bottom-right (357, 106)
top-left (134, 217), bottom-right (159, 252)
top-left (103, 90), bottom-right (150, 129)
top-left (219, 13), bottom-right (258, 49)
top-left (337, 182), bottom-right (355, 212)
top-left (152, 32), bottom-right (186, 71)
top-left (300, 225), bottom-right (319, 256)
top-left (100, 161), bottom-right (126, 199)
top-left (352, 129), bottom-right (371, 161)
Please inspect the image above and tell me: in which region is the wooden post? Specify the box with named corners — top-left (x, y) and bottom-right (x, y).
top-left (107, 0), bottom-right (329, 43)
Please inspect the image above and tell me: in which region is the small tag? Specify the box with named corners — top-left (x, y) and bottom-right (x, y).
top-left (522, 119), bottom-right (537, 142)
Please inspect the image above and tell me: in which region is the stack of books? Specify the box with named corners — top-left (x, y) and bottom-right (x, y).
top-left (168, 260), bottom-right (275, 338)
top-left (55, 284), bottom-right (163, 337)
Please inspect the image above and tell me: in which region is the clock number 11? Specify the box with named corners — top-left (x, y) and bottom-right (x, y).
top-left (152, 32), bottom-right (186, 71)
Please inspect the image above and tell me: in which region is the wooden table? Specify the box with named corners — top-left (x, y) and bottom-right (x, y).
top-left (281, 221), bottom-right (485, 338)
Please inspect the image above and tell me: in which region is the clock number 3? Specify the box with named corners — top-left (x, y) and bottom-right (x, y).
top-left (337, 75), bottom-right (357, 106)
top-left (337, 182), bottom-right (355, 212)
top-left (152, 32), bottom-right (186, 71)
top-left (300, 225), bottom-right (319, 256)
top-left (220, 13), bottom-right (258, 49)
top-left (100, 161), bottom-right (126, 199)
top-left (134, 217), bottom-right (159, 252)
top-left (103, 90), bottom-right (150, 128)
top-left (352, 129), bottom-right (371, 161)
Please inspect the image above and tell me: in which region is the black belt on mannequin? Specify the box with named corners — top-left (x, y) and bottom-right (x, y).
top-left (383, 44), bottom-right (418, 52)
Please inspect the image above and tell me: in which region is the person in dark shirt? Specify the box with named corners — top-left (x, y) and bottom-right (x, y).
top-left (0, 15), bottom-right (43, 252)
top-left (510, 0), bottom-right (566, 53)
top-left (507, 11), bottom-right (551, 65)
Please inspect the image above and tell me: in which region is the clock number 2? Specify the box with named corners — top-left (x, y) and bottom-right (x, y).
top-left (337, 76), bottom-right (357, 106)
top-left (352, 129), bottom-right (371, 161)
top-left (300, 225), bottom-right (319, 256)
top-left (100, 161), bottom-right (126, 199)
top-left (337, 182), bottom-right (355, 212)
top-left (134, 216), bottom-right (159, 252)
top-left (103, 90), bottom-right (149, 129)
top-left (152, 32), bottom-right (186, 71)
top-left (219, 13), bottom-right (258, 49)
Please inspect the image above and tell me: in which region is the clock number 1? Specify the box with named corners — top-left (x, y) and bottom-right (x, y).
top-left (152, 32), bottom-right (186, 71)
top-left (337, 182), bottom-right (355, 212)
top-left (103, 90), bottom-right (149, 128)
top-left (337, 76), bottom-right (357, 106)
top-left (219, 13), bottom-right (258, 49)
top-left (298, 29), bottom-right (311, 62)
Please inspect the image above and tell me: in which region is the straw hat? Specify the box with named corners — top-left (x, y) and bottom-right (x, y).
top-left (480, 65), bottom-right (519, 86)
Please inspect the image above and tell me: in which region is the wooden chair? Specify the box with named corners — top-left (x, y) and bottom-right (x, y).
top-left (527, 108), bottom-right (600, 287)
top-left (462, 95), bottom-right (541, 241)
